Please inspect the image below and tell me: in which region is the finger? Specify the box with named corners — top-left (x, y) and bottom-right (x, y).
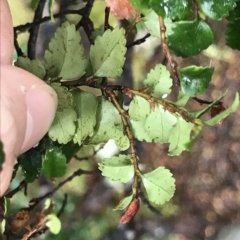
top-left (0, 0), bottom-right (14, 65)
top-left (0, 65), bottom-right (57, 196)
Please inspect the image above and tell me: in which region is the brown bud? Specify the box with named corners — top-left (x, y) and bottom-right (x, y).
top-left (120, 198), bottom-right (140, 224)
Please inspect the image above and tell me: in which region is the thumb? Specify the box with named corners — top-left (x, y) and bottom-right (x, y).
top-left (0, 65), bottom-right (57, 196)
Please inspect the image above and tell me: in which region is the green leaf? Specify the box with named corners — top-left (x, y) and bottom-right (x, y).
top-left (196, 0), bottom-right (239, 19)
top-left (145, 104), bottom-right (177, 143)
top-left (226, 19), bottom-right (240, 50)
top-left (129, 0), bottom-right (150, 12)
top-left (184, 119), bottom-right (203, 150)
top-left (129, 96), bottom-right (151, 121)
top-left (167, 19), bottom-right (214, 57)
top-left (150, 0), bottom-right (193, 19)
top-left (143, 10), bottom-right (160, 38)
top-left (18, 148), bottom-right (42, 183)
top-left (45, 214), bottom-right (61, 234)
top-left (0, 141), bottom-right (5, 172)
top-left (226, 1), bottom-right (240, 21)
top-left (226, 2), bottom-right (240, 50)
top-left (175, 91), bottom-right (190, 107)
top-left (72, 90), bottom-right (98, 145)
top-left (180, 66), bottom-right (214, 97)
top-left (48, 0), bottom-right (55, 21)
top-left (62, 141), bottom-right (80, 162)
top-left (31, 0), bottom-right (40, 10)
top-left (168, 117), bottom-right (194, 156)
top-left (49, 83), bottom-right (73, 111)
top-left (44, 21), bottom-right (87, 80)
top-left (48, 108), bottom-right (77, 144)
top-left (149, 0), bottom-right (165, 16)
top-left (44, 198), bottom-right (52, 210)
top-left (205, 93), bottom-right (240, 126)
top-left (113, 194), bottom-right (134, 211)
top-left (130, 119), bottom-right (152, 142)
top-left (90, 27), bottom-right (127, 78)
top-left (91, 25), bottom-right (105, 41)
top-left (141, 167), bottom-right (175, 204)
top-left (98, 155), bottom-right (134, 183)
top-left (90, 98), bottom-right (130, 150)
top-left (42, 145), bottom-right (67, 178)
top-left (15, 57), bottom-right (45, 79)
top-left (144, 64), bottom-right (173, 98)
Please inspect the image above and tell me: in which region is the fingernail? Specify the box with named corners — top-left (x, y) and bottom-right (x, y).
top-left (20, 84), bottom-right (57, 153)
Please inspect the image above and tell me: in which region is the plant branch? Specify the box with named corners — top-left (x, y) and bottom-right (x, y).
top-left (75, 0), bottom-right (95, 44)
top-left (13, 30), bottom-right (24, 57)
top-left (29, 194), bottom-right (68, 239)
top-left (26, 168), bottom-right (96, 211)
top-left (5, 180), bottom-right (27, 198)
top-left (28, 0), bottom-right (47, 59)
top-left (104, 7), bottom-right (111, 30)
top-left (192, 97), bottom-right (222, 105)
top-left (125, 13), bottom-right (142, 37)
top-left (61, 78), bottom-right (195, 124)
top-left (127, 33), bottom-right (151, 48)
top-left (159, 17), bottom-right (180, 85)
top-left (14, 8), bottom-right (86, 34)
top-left (122, 86), bottom-right (196, 124)
top-left (105, 90), bottom-right (140, 195)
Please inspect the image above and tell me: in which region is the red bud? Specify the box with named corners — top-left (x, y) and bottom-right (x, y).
top-left (120, 198), bottom-right (140, 224)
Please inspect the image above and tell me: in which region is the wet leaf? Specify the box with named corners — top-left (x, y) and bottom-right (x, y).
top-left (18, 148), bottom-right (42, 183)
top-left (42, 145), bottom-right (67, 178)
top-left (180, 66), bottom-right (214, 97)
top-left (196, 0), bottom-right (239, 19)
top-left (167, 19), bottom-right (214, 57)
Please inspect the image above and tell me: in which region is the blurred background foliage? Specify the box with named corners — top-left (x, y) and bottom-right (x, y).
top-left (7, 0), bottom-right (240, 239)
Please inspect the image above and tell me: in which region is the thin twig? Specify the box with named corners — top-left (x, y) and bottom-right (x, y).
top-left (75, 0), bottom-right (95, 44)
top-left (14, 9), bottom-right (86, 33)
top-left (193, 97), bottom-right (222, 105)
top-left (159, 17), bottom-right (180, 85)
top-left (57, 194), bottom-right (68, 217)
top-left (26, 168), bottom-right (95, 211)
top-left (105, 90), bottom-right (140, 195)
top-left (5, 180), bottom-right (27, 198)
top-left (29, 194), bottom-right (68, 239)
top-left (13, 30), bottom-right (24, 57)
top-left (125, 13), bottom-right (142, 37)
top-left (28, 0), bottom-right (47, 59)
top-left (122, 86), bottom-right (195, 124)
top-left (127, 33), bottom-right (151, 48)
top-left (104, 7), bottom-right (110, 30)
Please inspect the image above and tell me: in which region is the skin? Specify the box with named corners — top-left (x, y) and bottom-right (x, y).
top-left (0, 0), bottom-right (58, 196)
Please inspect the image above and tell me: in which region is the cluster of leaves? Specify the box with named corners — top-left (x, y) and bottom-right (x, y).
top-left (15, 19), bottom-right (239, 210)
top-left (2, 0), bottom-right (240, 236)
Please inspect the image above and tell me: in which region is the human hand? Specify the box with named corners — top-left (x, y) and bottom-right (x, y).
top-left (0, 0), bottom-right (57, 196)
